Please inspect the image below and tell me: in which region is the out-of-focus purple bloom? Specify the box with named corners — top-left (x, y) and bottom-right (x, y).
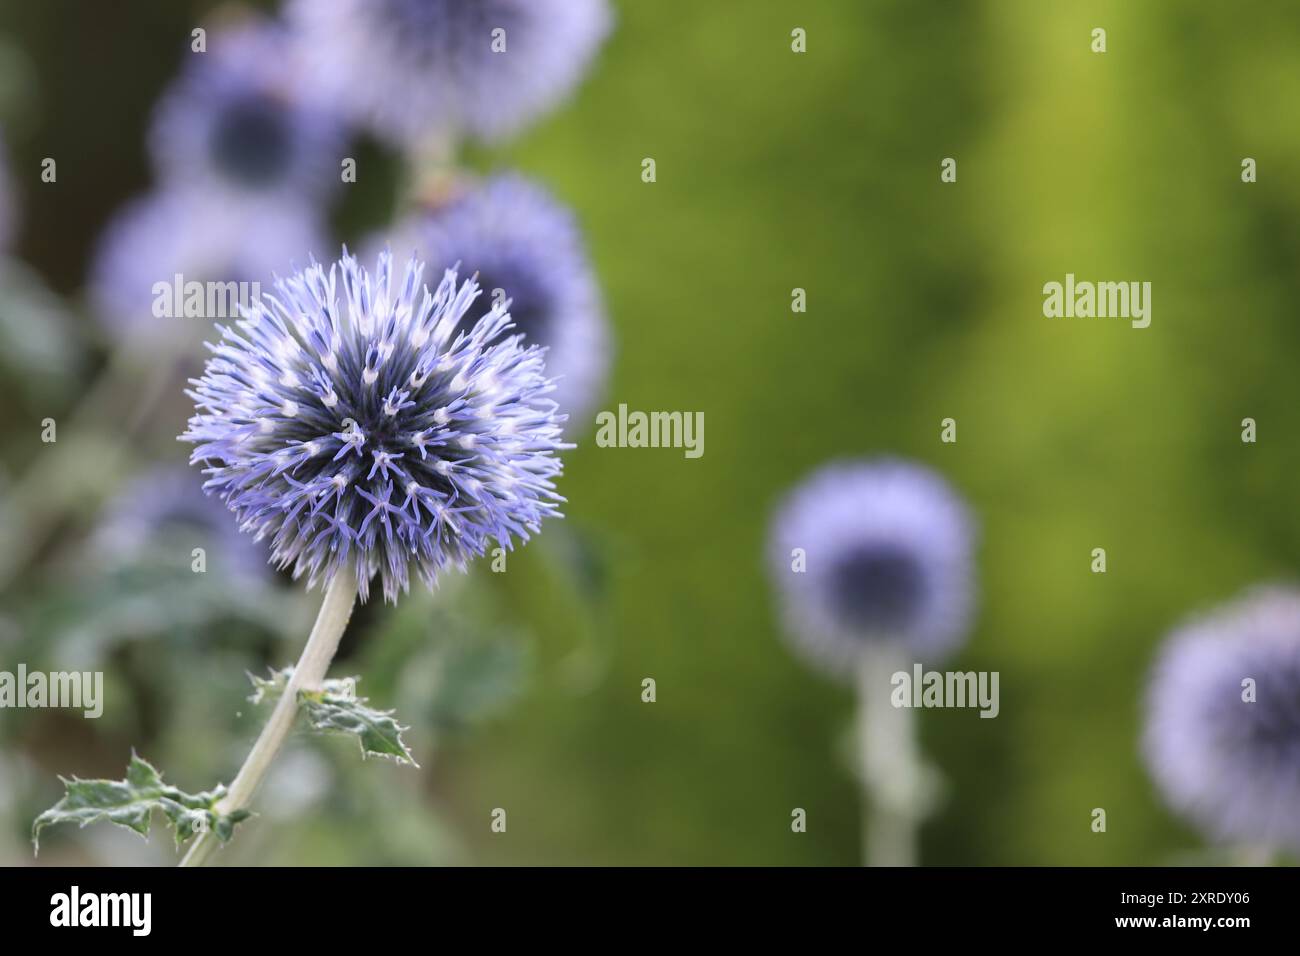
top-left (91, 466), bottom-right (271, 586)
top-left (182, 248), bottom-right (570, 603)
top-left (89, 188), bottom-right (326, 339)
top-left (379, 174), bottom-right (608, 424)
top-left (149, 17), bottom-right (345, 206)
top-left (1143, 588), bottom-right (1300, 853)
top-left (288, 0), bottom-right (612, 146)
top-left (768, 459), bottom-right (976, 676)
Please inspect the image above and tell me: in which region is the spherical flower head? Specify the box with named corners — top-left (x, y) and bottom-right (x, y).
top-left (379, 174), bottom-right (609, 425)
top-left (1143, 587), bottom-right (1300, 854)
top-left (182, 248), bottom-right (570, 603)
top-left (768, 459), bottom-right (976, 676)
top-left (91, 466), bottom-right (271, 587)
top-left (149, 17), bottom-right (345, 205)
top-left (89, 187), bottom-right (326, 339)
top-left (288, 0), bottom-right (612, 146)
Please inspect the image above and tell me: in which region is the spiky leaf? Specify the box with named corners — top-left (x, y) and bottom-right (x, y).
top-left (252, 668), bottom-right (417, 766)
top-left (32, 753), bottom-right (250, 853)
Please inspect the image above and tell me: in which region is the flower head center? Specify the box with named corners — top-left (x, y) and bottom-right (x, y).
top-left (210, 94), bottom-right (294, 188)
top-left (828, 544), bottom-right (928, 637)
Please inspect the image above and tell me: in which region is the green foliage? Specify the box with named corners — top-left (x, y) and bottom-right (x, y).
top-left (0, 259), bottom-right (83, 406)
top-left (32, 753), bottom-right (249, 852)
top-left (357, 588), bottom-right (530, 734)
top-left (422, 632), bottom-right (526, 734)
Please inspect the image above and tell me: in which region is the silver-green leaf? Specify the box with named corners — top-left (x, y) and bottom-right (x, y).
top-left (252, 668), bottom-right (417, 766)
top-left (32, 753), bottom-right (250, 853)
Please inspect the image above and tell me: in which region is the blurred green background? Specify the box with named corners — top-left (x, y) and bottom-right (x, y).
top-left (2, 0), bottom-right (1299, 865)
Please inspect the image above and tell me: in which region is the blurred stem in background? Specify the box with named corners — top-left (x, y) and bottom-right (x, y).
top-left (407, 132), bottom-right (457, 203)
top-left (0, 338), bottom-right (183, 589)
top-left (856, 645), bottom-right (935, 867)
top-left (182, 574), bottom-right (357, 867)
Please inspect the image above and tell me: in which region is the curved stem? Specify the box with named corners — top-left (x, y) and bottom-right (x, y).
top-left (180, 574), bottom-right (358, 867)
top-left (856, 646), bottom-right (926, 867)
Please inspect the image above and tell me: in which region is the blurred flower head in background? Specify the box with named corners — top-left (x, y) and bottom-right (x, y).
top-left (382, 174), bottom-right (609, 425)
top-left (289, 0), bottom-right (612, 146)
top-left (769, 458), bottom-right (977, 675)
top-left (1143, 587), bottom-right (1300, 855)
top-left (149, 16), bottom-right (346, 207)
top-left (90, 465), bottom-right (272, 587)
top-left (182, 249), bottom-right (570, 603)
top-left (89, 187), bottom-right (326, 340)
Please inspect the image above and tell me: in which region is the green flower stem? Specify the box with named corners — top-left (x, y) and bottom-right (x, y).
top-left (180, 574), bottom-right (358, 867)
top-left (856, 645), bottom-right (929, 867)
top-left (0, 340), bottom-right (181, 590)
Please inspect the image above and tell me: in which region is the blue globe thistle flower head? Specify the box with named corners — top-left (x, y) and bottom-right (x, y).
top-left (91, 466), bottom-right (272, 587)
top-left (149, 17), bottom-right (345, 206)
top-left (90, 187), bottom-right (326, 339)
top-left (182, 248), bottom-right (570, 603)
top-left (378, 174), bottom-right (609, 425)
top-left (289, 0), bottom-right (612, 146)
top-left (1143, 588), bottom-right (1300, 854)
top-left (768, 459), bottom-right (976, 677)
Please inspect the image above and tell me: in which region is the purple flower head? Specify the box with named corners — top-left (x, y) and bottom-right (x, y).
top-left (182, 248), bottom-right (570, 603)
top-left (91, 466), bottom-right (271, 586)
top-left (89, 187), bottom-right (326, 338)
top-left (378, 174), bottom-right (608, 424)
top-left (149, 17), bottom-right (345, 205)
top-left (288, 0), bottom-right (612, 146)
top-left (1143, 588), bottom-right (1300, 853)
top-left (768, 459), bottom-right (976, 676)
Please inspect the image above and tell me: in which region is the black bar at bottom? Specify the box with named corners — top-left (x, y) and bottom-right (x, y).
top-left (0, 865), bottom-right (1279, 940)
